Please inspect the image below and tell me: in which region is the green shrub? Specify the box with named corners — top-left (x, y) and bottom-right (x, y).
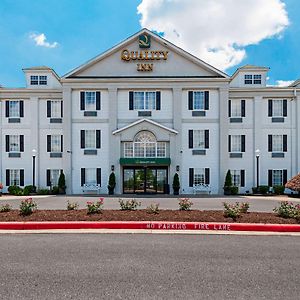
top-left (119, 198), bottom-right (141, 211)
top-left (230, 186), bottom-right (239, 195)
top-left (19, 198), bottom-right (37, 216)
top-left (258, 185), bottom-right (269, 194)
top-left (36, 189), bottom-right (50, 195)
top-left (273, 201), bottom-right (299, 218)
top-left (108, 172), bottom-right (116, 194)
top-left (240, 202), bottom-right (250, 213)
top-left (252, 187), bottom-right (258, 194)
top-left (0, 204), bottom-right (12, 212)
top-left (172, 173), bottom-right (180, 195)
top-left (23, 185), bottom-right (35, 196)
top-left (8, 186), bottom-right (23, 196)
top-left (223, 202), bottom-right (240, 220)
top-left (67, 201), bottom-right (79, 210)
top-left (178, 198), bottom-right (193, 211)
top-left (273, 185), bottom-right (285, 195)
top-left (51, 186), bottom-right (59, 195)
top-left (58, 172), bottom-right (66, 194)
top-left (86, 198), bottom-right (104, 214)
top-left (146, 203), bottom-right (160, 214)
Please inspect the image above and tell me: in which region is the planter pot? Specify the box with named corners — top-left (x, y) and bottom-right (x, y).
top-left (108, 187), bottom-right (114, 195)
top-left (59, 188), bottom-right (66, 195)
top-left (173, 188), bottom-right (179, 195)
top-left (223, 187), bottom-right (231, 195)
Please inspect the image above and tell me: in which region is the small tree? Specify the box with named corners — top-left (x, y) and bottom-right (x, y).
top-left (172, 173), bottom-right (180, 195)
top-left (108, 172), bottom-right (116, 195)
top-left (58, 171), bottom-right (66, 194)
top-left (223, 170), bottom-right (233, 195)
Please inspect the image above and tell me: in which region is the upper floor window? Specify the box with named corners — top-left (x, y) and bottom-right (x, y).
top-left (5, 100), bottom-right (24, 120)
top-left (47, 100), bottom-right (63, 120)
top-left (129, 91), bottom-right (161, 111)
top-left (244, 74), bottom-right (261, 85)
top-left (6, 135), bottom-right (24, 153)
top-left (123, 131), bottom-right (166, 158)
top-left (80, 130), bottom-right (101, 150)
top-left (188, 91), bottom-right (209, 111)
top-left (30, 75), bottom-right (47, 85)
top-left (47, 135), bottom-right (63, 157)
top-left (188, 130), bottom-right (209, 150)
top-left (268, 99), bottom-right (287, 121)
top-left (80, 91), bottom-right (101, 112)
top-left (228, 100), bottom-right (245, 119)
top-left (268, 134), bottom-right (287, 153)
top-left (228, 135), bottom-right (245, 154)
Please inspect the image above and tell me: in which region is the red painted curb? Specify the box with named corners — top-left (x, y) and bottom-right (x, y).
top-left (0, 221), bottom-right (299, 232)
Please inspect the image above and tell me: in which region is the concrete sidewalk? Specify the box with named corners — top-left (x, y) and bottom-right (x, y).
top-left (0, 194), bottom-right (298, 212)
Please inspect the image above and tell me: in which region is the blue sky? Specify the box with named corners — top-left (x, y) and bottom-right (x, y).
top-left (0, 0), bottom-right (299, 87)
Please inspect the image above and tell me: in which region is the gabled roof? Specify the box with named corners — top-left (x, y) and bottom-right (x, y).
top-left (22, 66), bottom-right (61, 81)
top-left (289, 79), bottom-right (300, 87)
top-left (63, 28), bottom-right (228, 79)
top-left (112, 119), bottom-right (178, 135)
top-left (231, 64), bottom-right (269, 80)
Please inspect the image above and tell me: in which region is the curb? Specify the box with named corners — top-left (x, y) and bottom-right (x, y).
top-left (0, 221), bottom-right (299, 232)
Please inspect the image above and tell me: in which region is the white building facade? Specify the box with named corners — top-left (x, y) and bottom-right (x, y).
top-left (0, 29), bottom-right (299, 195)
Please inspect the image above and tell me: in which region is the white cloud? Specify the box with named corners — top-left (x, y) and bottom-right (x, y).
top-left (137, 0), bottom-right (289, 71)
top-left (274, 80), bottom-right (294, 87)
top-left (29, 33), bottom-right (58, 48)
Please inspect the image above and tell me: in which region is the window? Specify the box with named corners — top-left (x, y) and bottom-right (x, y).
top-left (47, 100), bottom-right (62, 118)
top-left (231, 100), bottom-right (241, 117)
top-left (9, 135), bottom-right (20, 152)
top-left (273, 100), bottom-right (283, 117)
top-left (194, 168), bottom-right (205, 185)
top-left (86, 168), bottom-right (97, 184)
top-left (30, 75), bottom-right (47, 85)
top-left (231, 170), bottom-right (241, 186)
top-left (48, 169), bottom-right (60, 186)
top-left (253, 74), bottom-right (261, 84)
top-left (231, 135), bottom-right (241, 152)
top-left (47, 135), bottom-right (63, 154)
top-left (81, 130), bottom-right (101, 150)
top-left (272, 135), bottom-right (283, 152)
top-left (273, 170), bottom-right (283, 186)
top-left (30, 76), bottom-right (38, 85)
top-left (193, 130), bottom-right (205, 149)
top-left (268, 99), bottom-right (287, 118)
top-left (244, 75), bottom-right (252, 84)
top-left (123, 131), bottom-right (166, 158)
top-left (133, 91), bottom-right (156, 110)
top-left (9, 101), bottom-right (20, 117)
top-left (188, 91), bottom-right (209, 111)
top-left (80, 91), bottom-right (101, 111)
top-left (6, 169), bottom-right (24, 186)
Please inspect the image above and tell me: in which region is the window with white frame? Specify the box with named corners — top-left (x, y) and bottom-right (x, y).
top-left (123, 131), bottom-right (166, 158)
top-left (50, 169), bottom-right (60, 186)
top-left (51, 135), bottom-right (61, 152)
top-left (244, 75), bottom-right (252, 84)
top-left (9, 169), bottom-right (20, 186)
top-left (272, 170), bottom-right (283, 186)
top-left (231, 170), bottom-right (241, 186)
top-left (231, 135), bottom-right (241, 152)
top-left (272, 135), bottom-right (283, 152)
top-left (9, 135), bottom-right (20, 152)
top-left (193, 130), bottom-right (205, 149)
top-left (272, 100), bottom-right (283, 117)
top-left (9, 101), bottom-right (20, 117)
top-left (231, 100), bottom-right (241, 117)
top-left (30, 75), bottom-right (47, 85)
top-left (85, 92), bottom-right (96, 111)
top-left (51, 100), bottom-right (62, 118)
top-left (193, 92), bottom-right (205, 110)
top-left (253, 74), bottom-right (261, 84)
top-left (85, 130), bottom-right (96, 149)
top-left (133, 91), bottom-right (156, 110)
top-left (194, 168), bottom-right (205, 185)
top-left (85, 168), bottom-right (97, 184)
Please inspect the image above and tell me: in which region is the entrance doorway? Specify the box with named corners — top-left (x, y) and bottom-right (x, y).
top-left (123, 167), bottom-right (168, 194)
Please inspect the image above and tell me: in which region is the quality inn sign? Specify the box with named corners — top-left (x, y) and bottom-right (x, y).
top-left (120, 34), bottom-right (169, 72)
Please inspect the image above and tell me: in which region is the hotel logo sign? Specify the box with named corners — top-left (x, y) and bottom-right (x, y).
top-left (139, 34), bottom-right (151, 48)
top-left (120, 33), bottom-right (168, 72)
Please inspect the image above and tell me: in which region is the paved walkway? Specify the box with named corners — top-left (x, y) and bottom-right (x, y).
top-left (0, 194), bottom-right (299, 212)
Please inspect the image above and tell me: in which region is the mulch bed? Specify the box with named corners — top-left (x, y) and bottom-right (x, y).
top-left (0, 210), bottom-right (298, 224)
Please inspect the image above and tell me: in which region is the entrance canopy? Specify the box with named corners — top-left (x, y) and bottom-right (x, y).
top-left (120, 157), bottom-right (171, 165)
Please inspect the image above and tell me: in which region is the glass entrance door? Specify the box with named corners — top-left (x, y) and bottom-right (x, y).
top-left (123, 167), bottom-right (168, 194)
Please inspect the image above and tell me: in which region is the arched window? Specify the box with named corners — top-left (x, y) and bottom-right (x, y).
top-left (124, 131), bottom-right (166, 158)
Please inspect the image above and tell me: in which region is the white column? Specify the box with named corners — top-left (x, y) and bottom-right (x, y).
top-left (62, 87), bottom-right (72, 193)
top-left (219, 87), bottom-right (229, 194)
top-left (253, 96), bottom-right (262, 186)
top-left (30, 96), bottom-right (39, 187)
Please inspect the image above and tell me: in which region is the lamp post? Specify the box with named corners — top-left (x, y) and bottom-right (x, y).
top-left (32, 149), bottom-right (37, 192)
top-left (255, 149), bottom-right (260, 189)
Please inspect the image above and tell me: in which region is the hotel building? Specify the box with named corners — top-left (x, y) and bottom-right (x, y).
top-left (0, 28), bottom-right (299, 194)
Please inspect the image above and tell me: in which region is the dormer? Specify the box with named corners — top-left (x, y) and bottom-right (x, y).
top-left (23, 66), bottom-right (61, 89)
top-left (230, 65), bottom-right (269, 88)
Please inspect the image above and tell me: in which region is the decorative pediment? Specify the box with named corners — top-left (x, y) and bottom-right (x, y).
top-left (64, 28), bottom-right (228, 79)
